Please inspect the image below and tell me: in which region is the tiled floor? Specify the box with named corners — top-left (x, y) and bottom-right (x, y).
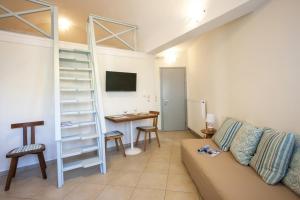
top-left (0, 131), bottom-right (202, 200)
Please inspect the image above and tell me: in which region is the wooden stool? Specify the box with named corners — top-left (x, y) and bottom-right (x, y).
top-left (105, 131), bottom-right (126, 157)
top-left (5, 121), bottom-right (47, 191)
top-left (135, 111), bottom-right (160, 151)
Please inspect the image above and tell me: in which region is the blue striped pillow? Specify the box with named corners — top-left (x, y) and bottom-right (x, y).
top-left (250, 129), bottom-right (295, 184)
top-left (282, 134), bottom-right (300, 195)
top-left (213, 118), bottom-right (243, 151)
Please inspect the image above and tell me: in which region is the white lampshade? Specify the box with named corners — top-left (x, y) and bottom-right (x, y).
top-left (206, 113), bottom-right (216, 128)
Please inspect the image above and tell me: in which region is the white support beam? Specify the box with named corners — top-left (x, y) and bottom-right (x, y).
top-left (94, 20), bottom-right (135, 50)
top-left (0, 4), bottom-right (51, 38)
top-left (96, 27), bottom-right (135, 44)
top-left (27, 0), bottom-right (53, 7)
top-left (0, 7), bottom-right (50, 19)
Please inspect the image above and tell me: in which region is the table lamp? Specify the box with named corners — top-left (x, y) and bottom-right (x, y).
top-left (206, 113), bottom-right (216, 130)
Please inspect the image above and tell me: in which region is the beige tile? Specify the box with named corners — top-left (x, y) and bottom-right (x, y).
top-left (108, 171), bottom-right (141, 187)
top-left (119, 161), bottom-right (147, 172)
top-left (0, 177), bottom-right (49, 199)
top-left (169, 163), bottom-right (188, 175)
top-left (165, 191), bottom-right (199, 200)
top-left (167, 174), bottom-right (197, 193)
top-left (83, 171), bottom-right (120, 186)
top-left (64, 183), bottom-right (105, 200)
top-left (137, 172), bottom-right (167, 190)
top-left (130, 188), bottom-right (165, 200)
top-left (96, 185), bottom-right (134, 200)
top-left (144, 161), bottom-right (169, 174)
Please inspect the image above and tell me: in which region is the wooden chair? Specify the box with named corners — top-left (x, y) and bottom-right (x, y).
top-left (5, 121), bottom-right (47, 191)
top-left (105, 131), bottom-right (126, 157)
top-left (135, 111), bottom-right (160, 151)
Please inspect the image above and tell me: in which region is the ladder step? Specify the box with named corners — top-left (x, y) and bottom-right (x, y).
top-left (60, 77), bottom-right (92, 81)
top-left (63, 156), bottom-right (101, 172)
top-left (61, 121), bottom-right (96, 129)
top-left (60, 67), bottom-right (92, 71)
top-left (60, 99), bottom-right (94, 104)
top-left (59, 48), bottom-right (90, 54)
top-left (61, 110), bottom-right (96, 116)
top-left (60, 88), bottom-right (94, 92)
top-left (62, 145), bottom-right (98, 158)
top-left (61, 133), bottom-right (99, 142)
top-left (59, 57), bottom-right (89, 64)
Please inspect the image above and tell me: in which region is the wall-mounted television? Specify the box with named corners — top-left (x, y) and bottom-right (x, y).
top-left (106, 71), bottom-right (137, 91)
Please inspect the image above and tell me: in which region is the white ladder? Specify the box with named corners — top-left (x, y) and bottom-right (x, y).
top-left (55, 47), bottom-right (106, 188)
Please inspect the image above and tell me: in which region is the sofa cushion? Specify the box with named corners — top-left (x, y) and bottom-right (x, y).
top-left (283, 134), bottom-right (300, 195)
top-left (181, 139), bottom-right (299, 200)
top-left (250, 129), bottom-right (295, 184)
top-left (213, 118), bottom-right (242, 151)
top-left (230, 122), bottom-right (264, 165)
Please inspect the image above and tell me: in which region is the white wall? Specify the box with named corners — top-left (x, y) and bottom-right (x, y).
top-left (186, 0), bottom-right (300, 136)
top-left (0, 31), bottom-right (156, 172)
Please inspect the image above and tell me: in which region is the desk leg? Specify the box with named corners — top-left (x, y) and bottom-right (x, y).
top-left (125, 121), bottom-right (142, 155)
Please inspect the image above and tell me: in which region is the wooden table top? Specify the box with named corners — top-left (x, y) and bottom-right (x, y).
top-left (105, 113), bottom-right (157, 123)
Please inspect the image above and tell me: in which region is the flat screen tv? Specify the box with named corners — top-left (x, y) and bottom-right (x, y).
top-left (106, 71), bottom-right (137, 91)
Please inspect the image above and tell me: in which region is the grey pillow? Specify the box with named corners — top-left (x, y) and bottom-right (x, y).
top-left (230, 122), bottom-right (263, 165)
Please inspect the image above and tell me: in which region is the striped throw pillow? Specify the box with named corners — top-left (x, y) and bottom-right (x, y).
top-left (213, 118), bottom-right (242, 151)
top-left (282, 134), bottom-right (300, 195)
top-left (250, 129), bottom-right (295, 184)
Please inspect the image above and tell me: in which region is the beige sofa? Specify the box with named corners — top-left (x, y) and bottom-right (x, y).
top-left (181, 139), bottom-right (299, 200)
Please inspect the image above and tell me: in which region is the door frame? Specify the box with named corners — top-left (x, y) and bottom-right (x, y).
top-left (160, 67), bottom-right (187, 131)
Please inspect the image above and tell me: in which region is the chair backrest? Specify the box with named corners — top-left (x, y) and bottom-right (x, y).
top-left (11, 121), bottom-right (44, 145)
top-left (149, 111), bottom-right (160, 128)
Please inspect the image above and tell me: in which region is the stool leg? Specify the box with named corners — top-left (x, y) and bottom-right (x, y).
top-left (12, 157), bottom-right (18, 178)
top-left (5, 157), bottom-right (18, 191)
top-left (155, 131), bottom-right (161, 148)
top-left (148, 132), bottom-right (151, 143)
top-left (119, 138), bottom-right (126, 157)
top-left (135, 130), bottom-right (141, 146)
top-left (37, 152), bottom-right (47, 179)
top-left (115, 138), bottom-right (119, 151)
top-left (144, 132), bottom-right (147, 151)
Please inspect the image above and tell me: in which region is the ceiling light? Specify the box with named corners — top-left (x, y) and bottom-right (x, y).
top-left (187, 0), bottom-right (206, 25)
top-left (59, 17), bottom-right (72, 32)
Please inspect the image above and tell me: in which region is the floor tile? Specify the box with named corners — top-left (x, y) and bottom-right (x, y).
top-left (167, 174), bottom-right (197, 193)
top-left (96, 185), bottom-right (134, 200)
top-left (64, 183), bottom-right (105, 200)
top-left (165, 191), bottom-right (199, 200)
top-left (169, 162), bottom-right (188, 175)
top-left (108, 171), bottom-right (141, 187)
top-left (144, 161), bottom-right (169, 174)
top-left (137, 172), bottom-right (167, 190)
top-left (130, 188), bottom-right (165, 200)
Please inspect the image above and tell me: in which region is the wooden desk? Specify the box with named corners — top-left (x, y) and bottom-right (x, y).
top-left (105, 113), bottom-right (156, 155)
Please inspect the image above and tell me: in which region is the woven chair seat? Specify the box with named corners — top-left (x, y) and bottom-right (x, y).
top-left (136, 126), bottom-right (157, 131)
top-left (7, 144), bottom-right (45, 158)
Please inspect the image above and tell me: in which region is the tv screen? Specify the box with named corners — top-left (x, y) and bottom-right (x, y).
top-left (106, 71), bottom-right (137, 91)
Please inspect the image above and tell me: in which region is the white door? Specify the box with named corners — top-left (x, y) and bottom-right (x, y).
top-left (160, 68), bottom-right (187, 131)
